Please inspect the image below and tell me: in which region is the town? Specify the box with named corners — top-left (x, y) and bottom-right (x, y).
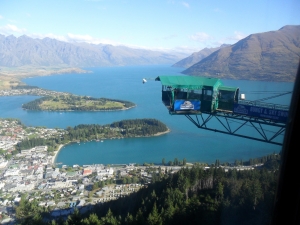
top-left (0, 118), bottom-right (281, 225)
top-left (0, 87), bottom-right (70, 98)
top-left (0, 118), bottom-right (186, 224)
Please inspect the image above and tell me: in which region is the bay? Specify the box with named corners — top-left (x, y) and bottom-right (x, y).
top-left (0, 65), bottom-right (294, 166)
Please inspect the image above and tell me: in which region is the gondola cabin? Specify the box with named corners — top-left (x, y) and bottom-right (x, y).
top-left (155, 76), bottom-right (239, 115)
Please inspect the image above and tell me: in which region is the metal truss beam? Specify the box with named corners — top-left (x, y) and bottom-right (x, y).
top-left (185, 111), bottom-right (286, 146)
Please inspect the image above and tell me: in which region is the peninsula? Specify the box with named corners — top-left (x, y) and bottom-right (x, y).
top-left (0, 66), bottom-right (91, 90)
top-left (14, 118), bottom-right (170, 158)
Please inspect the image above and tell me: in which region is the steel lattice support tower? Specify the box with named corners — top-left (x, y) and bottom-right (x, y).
top-left (184, 111), bottom-right (286, 145)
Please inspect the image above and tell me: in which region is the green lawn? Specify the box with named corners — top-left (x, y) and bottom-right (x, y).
top-left (40, 97), bottom-right (125, 110)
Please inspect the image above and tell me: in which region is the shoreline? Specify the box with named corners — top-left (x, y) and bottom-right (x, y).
top-left (22, 105), bottom-right (136, 112)
top-left (153, 128), bottom-right (170, 136)
top-left (0, 67), bottom-right (92, 90)
top-left (52, 144), bottom-right (64, 166)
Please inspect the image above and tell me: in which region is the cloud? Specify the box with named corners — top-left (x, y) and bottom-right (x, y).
top-left (182, 2), bottom-right (190, 8)
top-left (189, 32), bottom-right (212, 42)
top-left (27, 32), bottom-right (118, 45)
top-left (233, 31), bottom-right (246, 40)
top-left (7, 19), bottom-right (18, 23)
top-left (211, 41), bottom-right (226, 47)
top-left (172, 45), bottom-right (201, 54)
top-left (0, 27), bottom-right (120, 46)
top-left (31, 33), bottom-right (68, 42)
top-left (225, 31), bottom-right (247, 42)
top-left (67, 33), bottom-right (95, 42)
top-left (66, 33), bottom-right (120, 45)
top-left (0, 24), bottom-right (26, 35)
top-left (132, 45), bottom-right (194, 56)
top-left (0, 15), bottom-right (3, 19)
top-left (0, 27), bottom-right (200, 55)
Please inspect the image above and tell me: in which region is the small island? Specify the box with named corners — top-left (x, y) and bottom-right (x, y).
top-left (22, 94), bottom-right (135, 111)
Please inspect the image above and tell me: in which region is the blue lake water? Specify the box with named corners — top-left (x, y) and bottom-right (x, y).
top-left (0, 65), bottom-right (294, 166)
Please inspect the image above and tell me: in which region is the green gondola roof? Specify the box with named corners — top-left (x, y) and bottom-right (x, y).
top-left (155, 76), bottom-right (223, 90)
top-left (218, 86), bottom-right (239, 92)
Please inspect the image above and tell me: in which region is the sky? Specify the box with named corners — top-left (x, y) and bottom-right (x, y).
top-left (0, 0), bottom-right (300, 55)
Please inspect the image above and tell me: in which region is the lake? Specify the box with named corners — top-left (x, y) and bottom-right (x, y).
top-left (0, 65), bottom-right (294, 166)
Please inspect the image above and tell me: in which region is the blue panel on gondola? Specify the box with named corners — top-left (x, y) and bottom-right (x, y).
top-left (234, 104), bottom-right (288, 123)
top-left (174, 100), bottom-right (201, 111)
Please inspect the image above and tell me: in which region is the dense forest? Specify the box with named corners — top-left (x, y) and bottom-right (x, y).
top-left (15, 119), bottom-right (169, 151)
top-left (15, 137), bottom-right (58, 152)
top-left (22, 95), bottom-right (135, 111)
top-left (64, 119), bottom-right (169, 140)
top-left (15, 154), bottom-right (281, 225)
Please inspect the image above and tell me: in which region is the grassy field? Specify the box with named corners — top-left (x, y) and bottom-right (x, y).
top-left (38, 96), bottom-right (126, 110)
top-left (0, 75), bottom-right (24, 90)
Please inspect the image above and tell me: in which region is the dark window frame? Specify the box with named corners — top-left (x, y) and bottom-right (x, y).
top-left (271, 61), bottom-right (300, 225)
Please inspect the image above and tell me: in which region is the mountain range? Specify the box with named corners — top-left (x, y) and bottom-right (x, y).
top-left (0, 35), bottom-right (186, 67)
top-left (1, 25), bottom-right (299, 82)
top-left (180, 25), bottom-right (300, 82)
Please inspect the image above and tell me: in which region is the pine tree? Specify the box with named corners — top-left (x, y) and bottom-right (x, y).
top-left (162, 158), bottom-right (165, 166)
top-left (147, 202), bottom-right (162, 225)
top-left (66, 208), bottom-right (82, 225)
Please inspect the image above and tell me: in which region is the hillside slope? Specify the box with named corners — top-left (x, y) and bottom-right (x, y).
top-left (182, 25), bottom-right (300, 82)
top-left (172, 44), bottom-right (230, 68)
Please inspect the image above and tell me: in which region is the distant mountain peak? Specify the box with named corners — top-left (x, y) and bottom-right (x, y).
top-left (172, 44), bottom-right (229, 68)
top-left (279, 24), bottom-right (300, 30)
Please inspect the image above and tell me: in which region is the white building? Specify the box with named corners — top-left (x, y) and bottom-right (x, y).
top-left (51, 181), bottom-right (73, 189)
top-left (0, 182), bottom-right (5, 189)
top-left (4, 169), bottom-right (20, 177)
top-left (0, 159), bottom-right (8, 169)
top-left (35, 146), bottom-right (48, 152)
top-left (9, 183), bottom-right (35, 192)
